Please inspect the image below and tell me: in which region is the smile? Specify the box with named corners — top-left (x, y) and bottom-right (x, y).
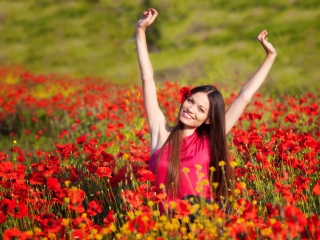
top-left (182, 110), bottom-right (194, 119)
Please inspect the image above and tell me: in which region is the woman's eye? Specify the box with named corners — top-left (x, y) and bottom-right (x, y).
top-left (199, 108), bottom-right (204, 113)
top-left (187, 98), bottom-right (193, 103)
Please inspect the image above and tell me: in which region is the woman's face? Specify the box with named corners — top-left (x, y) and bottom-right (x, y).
top-left (179, 92), bottom-right (210, 129)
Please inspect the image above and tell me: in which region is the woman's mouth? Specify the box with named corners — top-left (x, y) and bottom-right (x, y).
top-left (182, 110), bottom-right (193, 119)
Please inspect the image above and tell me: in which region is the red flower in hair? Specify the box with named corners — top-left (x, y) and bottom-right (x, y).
top-left (178, 87), bottom-right (191, 103)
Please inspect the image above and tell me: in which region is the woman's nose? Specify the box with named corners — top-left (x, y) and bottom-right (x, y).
top-left (187, 105), bottom-right (196, 113)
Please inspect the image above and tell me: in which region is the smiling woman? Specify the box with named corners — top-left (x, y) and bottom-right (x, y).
top-left (135, 8), bottom-right (277, 209)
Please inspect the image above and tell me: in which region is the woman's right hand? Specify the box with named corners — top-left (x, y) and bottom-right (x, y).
top-left (136, 8), bottom-right (158, 31)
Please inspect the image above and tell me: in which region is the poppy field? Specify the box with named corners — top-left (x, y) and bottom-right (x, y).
top-left (0, 66), bottom-right (319, 239)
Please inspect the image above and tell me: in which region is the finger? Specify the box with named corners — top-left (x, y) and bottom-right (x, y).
top-left (145, 10), bottom-right (153, 20)
top-left (150, 8), bottom-right (158, 15)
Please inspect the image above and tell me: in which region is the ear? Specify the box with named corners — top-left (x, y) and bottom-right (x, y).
top-left (205, 119), bottom-right (210, 124)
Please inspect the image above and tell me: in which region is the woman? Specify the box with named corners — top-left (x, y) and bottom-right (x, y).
top-left (135, 8), bottom-right (277, 205)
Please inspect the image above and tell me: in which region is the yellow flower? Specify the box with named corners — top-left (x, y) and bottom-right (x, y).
top-left (79, 223), bottom-right (86, 229)
top-left (230, 161), bottom-right (237, 168)
top-left (198, 172), bottom-right (205, 178)
top-left (269, 218), bottom-right (276, 224)
top-left (152, 210), bottom-right (160, 217)
top-left (122, 153), bottom-right (130, 160)
top-left (209, 166), bottom-right (216, 172)
top-left (64, 197), bottom-right (70, 204)
top-left (218, 161), bottom-right (226, 167)
top-left (148, 201), bottom-right (154, 207)
top-left (61, 218), bottom-right (70, 227)
top-left (213, 203), bottom-right (220, 211)
top-left (182, 167), bottom-right (190, 173)
top-left (127, 212), bottom-right (135, 220)
top-left (195, 164), bottom-right (202, 170)
top-left (169, 201), bottom-right (177, 209)
top-left (201, 179), bottom-right (209, 186)
top-left (160, 215), bottom-right (167, 222)
top-left (13, 140), bottom-right (17, 144)
top-left (95, 234), bottom-right (103, 240)
top-left (240, 182), bottom-right (247, 189)
top-left (109, 223), bottom-right (116, 232)
top-left (236, 217), bottom-right (245, 224)
top-left (195, 186), bottom-right (202, 193)
top-left (182, 216), bottom-right (189, 223)
top-left (64, 180), bottom-right (71, 188)
top-left (234, 189), bottom-right (241, 195)
top-left (212, 182), bottom-right (219, 189)
top-left (261, 227), bottom-right (272, 236)
top-left (116, 233), bottom-right (122, 239)
top-left (142, 215), bottom-right (150, 222)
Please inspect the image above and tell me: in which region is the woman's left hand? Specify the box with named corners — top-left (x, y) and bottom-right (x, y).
top-left (257, 30), bottom-right (277, 56)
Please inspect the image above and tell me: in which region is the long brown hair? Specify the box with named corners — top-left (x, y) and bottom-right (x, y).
top-left (157, 85), bottom-right (231, 200)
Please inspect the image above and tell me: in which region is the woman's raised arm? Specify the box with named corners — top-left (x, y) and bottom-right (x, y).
top-left (225, 30), bottom-right (277, 134)
top-left (135, 9), bottom-right (166, 142)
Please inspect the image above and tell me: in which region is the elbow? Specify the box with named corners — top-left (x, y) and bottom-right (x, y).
top-left (238, 92), bottom-right (252, 105)
top-left (140, 73), bottom-right (154, 82)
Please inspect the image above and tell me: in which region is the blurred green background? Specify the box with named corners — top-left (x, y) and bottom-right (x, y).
top-left (0, 0), bottom-right (319, 94)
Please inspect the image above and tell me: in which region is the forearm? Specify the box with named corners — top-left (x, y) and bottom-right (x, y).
top-left (135, 28), bottom-right (154, 81)
top-left (238, 53), bottom-right (277, 101)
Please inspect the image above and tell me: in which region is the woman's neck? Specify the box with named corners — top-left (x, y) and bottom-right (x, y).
top-left (181, 127), bottom-right (196, 138)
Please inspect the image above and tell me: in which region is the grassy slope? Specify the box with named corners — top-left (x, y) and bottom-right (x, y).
top-left (0, 0), bottom-right (319, 94)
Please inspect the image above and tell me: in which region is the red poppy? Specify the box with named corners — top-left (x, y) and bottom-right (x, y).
top-left (304, 103), bottom-right (318, 115)
top-left (134, 129), bottom-right (147, 143)
top-left (72, 215), bottom-right (93, 229)
top-left (128, 215), bottom-right (155, 235)
top-left (95, 167), bottom-right (112, 178)
top-left (235, 167), bottom-right (246, 178)
top-left (3, 228), bottom-right (23, 240)
top-left (47, 177), bottom-right (61, 192)
top-left (284, 113), bottom-right (297, 123)
top-left (293, 175), bottom-right (310, 190)
top-left (76, 135), bottom-right (86, 144)
top-left (174, 199), bottom-right (191, 218)
top-left (301, 214), bottom-right (320, 240)
top-left (36, 214), bottom-right (62, 233)
top-left (121, 189), bottom-right (143, 209)
top-left (87, 200), bottom-right (103, 217)
top-left (312, 181), bottom-right (320, 196)
top-left (7, 200), bottom-right (28, 218)
top-left (177, 87), bottom-right (191, 103)
top-left (284, 205), bottom-right (307, 239)
top-left (229, 223), bottom-right (257, 240)
top-left (0, 152), bottom-right (8, 161)
top-left (68, 188), bottom-right (85, 205)
top-left (246, 112), bottom-right (262, 121)
top-left (29, 172), bottom-right (46, 185)
top-left (103, 210), bottom-right (117, 226)
top-left (138, 169), bottom-right (156, 182)
top-left (0, 211), bottom-right (6, 224)
top-left (265, 203), bottom-right (279, 218)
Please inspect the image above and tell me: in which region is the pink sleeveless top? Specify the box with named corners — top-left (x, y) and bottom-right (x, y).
top-left (149, 130), bottom-right (212, 202)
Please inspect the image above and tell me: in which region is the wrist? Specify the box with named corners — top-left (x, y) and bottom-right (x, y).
top-left (266, 52), bottom-right (277, 59)
top-left (135, 26), bottom-right (147, 33)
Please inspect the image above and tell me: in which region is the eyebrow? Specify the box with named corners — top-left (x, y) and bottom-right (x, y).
top-left (190, 96), bottom-right (208, 111)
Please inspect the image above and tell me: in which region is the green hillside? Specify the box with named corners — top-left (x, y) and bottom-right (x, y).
top-left (0, 0), bottom-right (319, 94)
